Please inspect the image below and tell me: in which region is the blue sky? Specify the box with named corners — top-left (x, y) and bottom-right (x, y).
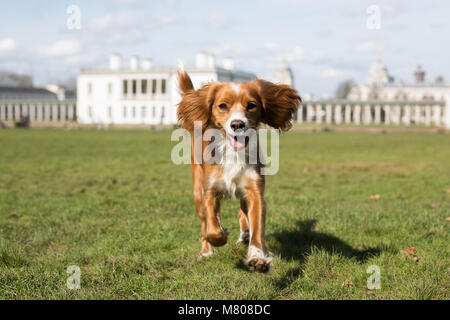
top-left (0, 0), bottom-right (448, 95)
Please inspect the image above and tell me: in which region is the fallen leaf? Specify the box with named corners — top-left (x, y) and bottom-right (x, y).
top-left (369, 194), bottom-right (380, 200)
top-left (9, 211), bottom-right (19, 218)
top-left (446, 189), bottom-right (450, 193)
top-left (401, 247), bottom-right (415, 257)
top-left (445, 217), bottom-right (450, 221)
top-left (431, 202), bottom-right (440, 209)
top-left (413, 257), bottom-right (419, 263)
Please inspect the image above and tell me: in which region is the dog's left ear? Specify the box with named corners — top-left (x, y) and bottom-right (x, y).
top-left (255, 79), bottom-right (301, 131)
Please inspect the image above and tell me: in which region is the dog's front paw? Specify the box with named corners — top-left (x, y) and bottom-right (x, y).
top-left (245, 246), bottom-right (273, 273)
top-left (206, 228), bottom-right (228, 247)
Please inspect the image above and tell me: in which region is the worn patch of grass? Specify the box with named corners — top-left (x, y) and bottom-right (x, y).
top-left (0, 129), bottom-right (449, 299)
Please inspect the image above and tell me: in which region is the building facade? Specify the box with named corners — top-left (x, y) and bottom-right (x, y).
top-left (77, 52), bottom-right (256, 126)
top-left (348, 55), bottom-right (450, 103)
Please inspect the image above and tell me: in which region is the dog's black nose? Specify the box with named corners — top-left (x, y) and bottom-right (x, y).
top-left (230, 120), bottom-right (246, 131)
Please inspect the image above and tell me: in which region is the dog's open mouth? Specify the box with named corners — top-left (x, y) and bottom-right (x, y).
top-left (227, 134), bottom-right (249, 151)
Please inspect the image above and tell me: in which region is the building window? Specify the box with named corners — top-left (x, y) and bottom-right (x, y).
top-left (42, 105), bottom-right (45, 120)
top-left (49, 105), bottom-right (53, 121)
top-left (161, 79), bottom-right (167, 94)
top-left (88, 83), bottom-right (93, 95)
top-left (123, 106), bottom-right (127, 118)
top-left (152, 105), bottom-right (156, 118)
top-left (161, 106), bottom-right (165, 119)
top-left (88, 106), bottom-right (93, 119)
top-left (35, 105), bottom-right (38, 121)
top-left (5, 105), bottom-right (8, 120)
top-left (152, 79), bottom-right (157, 94)
top-left (142, 80), bottom-right (147, 94)
top-left (108, 83), bottom-right (113, 96)
top-left (108, 106), bottom-right (113, 119)
top-left (65, 105), bottom-right (69, 121)
top-left (123, 80), bottom-right (128, 95)
top-left (19, 104), bottom-right (23, 118)
top-left (141, 106), bottom-right (147, 119)
top-left (132, 80), bottom-right (137, 95)
top-left (132, 106), bottom-right (136, 118)
top-left (12, 104), bottom-right (15, 120)
top-left (57, 104), bottom-right (61, 121)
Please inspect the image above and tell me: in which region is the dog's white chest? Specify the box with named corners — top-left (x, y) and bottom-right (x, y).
top-left (210, 148), bottom-right (258, 198)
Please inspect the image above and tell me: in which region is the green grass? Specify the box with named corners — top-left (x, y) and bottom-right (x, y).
top-left (0, 128), bottom-right (449, 300)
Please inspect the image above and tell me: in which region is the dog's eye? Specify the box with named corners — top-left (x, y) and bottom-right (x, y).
top-left (218, 104), bottom-right (228, 110)
top-left (247, 103), bottom-right (257, 110)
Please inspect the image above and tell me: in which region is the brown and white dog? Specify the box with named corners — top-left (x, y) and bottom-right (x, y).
top-left (177, 68), bottom-right (301, 272)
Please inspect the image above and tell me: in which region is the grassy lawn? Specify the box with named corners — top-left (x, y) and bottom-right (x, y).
top-left (0, 129), bottom-right (449, 300)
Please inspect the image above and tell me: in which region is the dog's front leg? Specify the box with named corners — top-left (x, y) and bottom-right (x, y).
top-left (204, 191), bottom-right (228, 247)
top-left (244, 187), bottom-right (273, 273)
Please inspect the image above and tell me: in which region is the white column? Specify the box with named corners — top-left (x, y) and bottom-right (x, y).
top-left (402, 105), bottom-right (411, 126)
top-left (316, 104), bottom-right (322, 124)
top-left (424, 105), bottom-right (432, 126)
top-left (335, 105), bottom-right (342, 124)
top-left (413, 105), bottom-right (421, 124)
top-left (345, 105), bottom-right (351, 124)
top-left (354, 105), bottom-right (361, 125)
top-left (363, 105), bottom-right (372, 125)
top-left (393, 105), bottom-right (401, 125)
top-left (374, 105), bottom-right (381, 124)
top-left (298, 104), bottom-right (303, 123)
top-left (384, 105), bottom-right (391, 125)
top-left (432, 105), bottom-right (441, 125)
top-left (325, 104), bottom-right (332, 124)
top-left (307, 104), bottom-right (313, 123)
top-left (445, 95), bottom-right (450, 129)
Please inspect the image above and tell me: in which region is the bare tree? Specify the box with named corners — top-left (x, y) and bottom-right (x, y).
top-left (335, 80), bottom-right (355, 99)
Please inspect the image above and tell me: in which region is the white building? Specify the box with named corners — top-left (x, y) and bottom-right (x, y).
top-left (77, 52), bottom-right (256, 125)
top-left (348, 55), bottom-right (450, 103)
top-left (273, 60), bottom-right (294, 87)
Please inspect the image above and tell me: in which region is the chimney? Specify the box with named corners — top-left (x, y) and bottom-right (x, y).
top-left (222, 57), bottom-right (234, 70)
top-left (142, 58), bottom-right (153, 71)
top-left (196, 51), bottom-right (208, 69)
top-left (414, 65), bottom-right (425, 83)
top-left (207, 54), bottom-right (216, 69)
top-left (109, 53), bottom-right (121, 71)
top-left (130, 56), bottom-right (139, 71)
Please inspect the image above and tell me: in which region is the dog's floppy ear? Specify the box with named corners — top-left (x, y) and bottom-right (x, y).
top-left (177, 70), bottom-right (219, 131)
top-left (255, 79), bottom-right (301, 131)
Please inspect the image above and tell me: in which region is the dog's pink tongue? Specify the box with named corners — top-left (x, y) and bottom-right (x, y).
top-left (232, 138), bottom-right (245, 150)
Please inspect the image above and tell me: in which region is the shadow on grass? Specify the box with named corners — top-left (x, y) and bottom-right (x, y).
top-left (266, 219), bottom-right (389, 289)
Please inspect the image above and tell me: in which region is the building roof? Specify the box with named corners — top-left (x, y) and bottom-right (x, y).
top-left (79, 66), bottom-right (256, 79)
top-left (0, 86), bottom-right (58, 102)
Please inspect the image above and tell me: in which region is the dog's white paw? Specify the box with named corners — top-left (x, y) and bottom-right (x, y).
top-left (245, 246), bottom-right (273, 273)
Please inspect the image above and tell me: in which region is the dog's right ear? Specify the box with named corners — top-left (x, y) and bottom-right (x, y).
top-left (177, 70), bottom-right (219, 131)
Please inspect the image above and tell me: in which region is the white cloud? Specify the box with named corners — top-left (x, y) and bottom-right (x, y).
top-left (0, 38), bottom-right (16, 52)
top-left (64, 55), bottom-right (95, 65)
top-left (39, 40), bottom-right (81, 58)
top-left (322, 68), bottom-right (345, 78)
top-left (264, 42), bottom-right (280, 50)
top-left (206, 12), bottom-right (238, 29)
top-left (357, 41), bottom-right (383, 52)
